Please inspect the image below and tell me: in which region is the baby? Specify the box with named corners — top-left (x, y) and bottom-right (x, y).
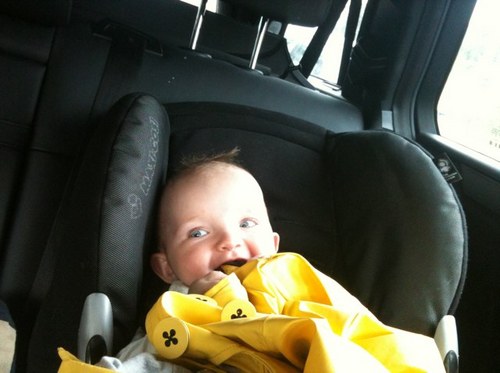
top-left (151, 148), bottom-right (279, 295)
top-left (142, 149), bottom-right (443, 372)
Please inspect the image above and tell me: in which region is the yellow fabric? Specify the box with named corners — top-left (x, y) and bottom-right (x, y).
top-left (58, 348), bottom-right (114, 373)
top-left (146, 253), bottom-right (445, 372)
top-left (206, 272), bottom-right (249, 305)
top-left (58, 253), bottom-right (444, 372)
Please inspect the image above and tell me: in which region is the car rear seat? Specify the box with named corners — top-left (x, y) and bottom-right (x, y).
top-left (0, 0), bottom-right (74, 322)
top-left (0, 0), bottom-right (367, 370)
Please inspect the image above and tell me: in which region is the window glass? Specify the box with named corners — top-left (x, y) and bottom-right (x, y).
top-left (285, 1), bottom-right (368, 92)
top-left (179, 0), bottom-right (217, 12)
top-left (438, 0), bottom-right (500, 162)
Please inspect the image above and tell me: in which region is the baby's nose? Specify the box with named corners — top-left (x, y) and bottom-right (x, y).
top-left (217, 229), bottom-right (242, 251)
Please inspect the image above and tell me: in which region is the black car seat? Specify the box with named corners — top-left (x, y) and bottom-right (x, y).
top-left (26, 93), bottom-right (466, 371)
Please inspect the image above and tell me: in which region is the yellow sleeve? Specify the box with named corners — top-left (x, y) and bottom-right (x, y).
top-left (57, 348), bottom-right (114, 373)
top-left (204, 272), bottom-right (249, 307)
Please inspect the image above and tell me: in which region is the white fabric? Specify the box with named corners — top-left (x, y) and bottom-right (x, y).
top-left (0, 320), bottom-right (16, 372)
top-left (95, 281), bottom-right (192, 372)
top-left (96, 329), bottom-right (192, 373)
top-left (168, 280), bottom-right (190, 294)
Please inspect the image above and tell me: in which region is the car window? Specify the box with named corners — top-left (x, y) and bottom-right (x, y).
top-left (437, 0), bottom-right (500, 162)
top-left (180, 0), bottom-right (217, 12)
top-left (285, 0), bottom-right (368, 93)
top-left (181, 0), bottom-right (367, 95)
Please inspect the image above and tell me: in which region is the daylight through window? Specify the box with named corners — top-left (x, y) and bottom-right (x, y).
top-left (438, 0), bottom-right (500, 162)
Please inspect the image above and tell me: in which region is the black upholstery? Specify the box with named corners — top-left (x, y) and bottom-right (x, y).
top-left (327, 131), bottom-right (467, 334)
top-left (0, 10), bottom-right (63, 312)
top-left (0, 0), bottom-right (72, 26)
top-left (166, 102), bottom-right (467, 336)
top-left (27, 96), bottom-right (466, 370)
top-left (27, 94), bottom-right (169, 371)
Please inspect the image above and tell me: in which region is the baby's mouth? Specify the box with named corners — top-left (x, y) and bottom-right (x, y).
top-left (216, 259), bottom-right (248, 272)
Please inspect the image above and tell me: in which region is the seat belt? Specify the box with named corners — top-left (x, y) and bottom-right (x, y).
top-left (299, 0), bottom-right (349, 78)
top-left (337, 0), bottom-right (362, 86)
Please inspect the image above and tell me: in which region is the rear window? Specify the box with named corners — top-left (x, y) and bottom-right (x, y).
top-left (285, 0), bottom-right (368, 93)
top-left (180, 0), bottom-right (217, 12)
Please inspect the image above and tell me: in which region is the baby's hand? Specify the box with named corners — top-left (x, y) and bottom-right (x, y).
top-left (188, 271), bottom-right (227, 294)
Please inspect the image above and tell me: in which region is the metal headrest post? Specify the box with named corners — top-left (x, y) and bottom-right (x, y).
top-left (249, 16), bottom-right (270, 70)
top-left (189, 0), bottom-right (208, 50)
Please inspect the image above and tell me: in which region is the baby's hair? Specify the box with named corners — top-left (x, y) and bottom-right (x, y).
top-left (167, 147), bottom-right (243, 185)
top-left (180, 146), bottom-right (241, 169)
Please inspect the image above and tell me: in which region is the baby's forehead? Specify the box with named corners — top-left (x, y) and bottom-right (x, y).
top-left (175, 161), bottom-right (252, 185)
top-left (163, 162), bottom-right (260, 203)
top-left (160, 162), bottom-right (270, 227)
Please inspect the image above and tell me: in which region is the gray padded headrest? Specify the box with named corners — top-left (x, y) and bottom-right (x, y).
top-left (28, 94), bottom-right (169, 370)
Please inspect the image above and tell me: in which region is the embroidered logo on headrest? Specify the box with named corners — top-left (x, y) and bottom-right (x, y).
top-left (128, 193), bottom-right (143, 219)
top-left (139, 116), bottom-right (160, 197)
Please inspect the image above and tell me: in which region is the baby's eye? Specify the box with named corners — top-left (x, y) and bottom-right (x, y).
top-left (189, 229), bottom-right (208, 238)
top-left (240, 219), bottom-right (257, 229)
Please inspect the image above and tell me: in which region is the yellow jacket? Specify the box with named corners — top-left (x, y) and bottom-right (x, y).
top-left (145, 253), bottom-right (444, 372)
top-left (59, 253), bottom-right (444, 372)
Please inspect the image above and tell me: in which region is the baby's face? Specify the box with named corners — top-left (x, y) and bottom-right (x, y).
top-left (155, 163), bottom-right (279, 286)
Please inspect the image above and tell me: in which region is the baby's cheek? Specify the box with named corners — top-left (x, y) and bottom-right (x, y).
top-left (181, 253), bottom-right (209, 285)
top-left (255, 238), bottom-right (276, 256)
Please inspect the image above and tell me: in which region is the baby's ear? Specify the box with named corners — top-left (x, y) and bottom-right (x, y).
top-left (151, 251), bottom-right (177, 284)
top-left (273, 232), bottom-right (280, 253)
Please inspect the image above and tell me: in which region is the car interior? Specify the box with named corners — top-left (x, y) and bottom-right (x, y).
top-left (0, 0), bottom-right (497, 372)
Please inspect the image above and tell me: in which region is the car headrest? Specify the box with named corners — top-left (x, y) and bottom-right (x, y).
top-left (27, 93), bottom-right (169, 370)
top-left (221, 0), bottom-right (333, 27)
top-left (0, 0), bottom-right (72, 26)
